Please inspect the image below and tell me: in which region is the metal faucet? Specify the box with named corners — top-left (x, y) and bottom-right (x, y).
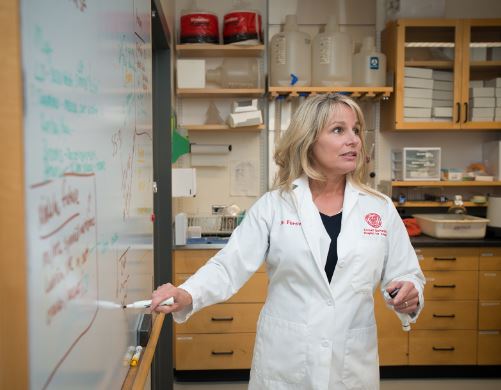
top-left (448, 195), bottom-right (467, 214)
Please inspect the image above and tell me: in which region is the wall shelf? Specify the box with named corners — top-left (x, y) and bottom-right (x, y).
top-left (393, 201), bottom-right (486, 208)
top-left (180, 124), bottom-right (264, 132)
top-left (268, 86), bottom-right (393, 100)
top-left (391, 181), bottom-right (501, 187)
top-left (177, 88), bottom-right (265, 97)
top-left (176, 44), bottom-right (265, 57)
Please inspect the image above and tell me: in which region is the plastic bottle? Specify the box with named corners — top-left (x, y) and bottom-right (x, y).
top-left (206, 58), bottom-right (260, 88)
top-left (352, 36), bottom-right (387, 87)
top-left (270, 15), bottom-right (311, 87)
top-left (312, 15), bottom-right (353, 87)
top-left (179, 0), bottom-right (219, 44)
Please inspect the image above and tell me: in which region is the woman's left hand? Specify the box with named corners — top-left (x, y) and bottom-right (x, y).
top-left (385, 281), bottom-right (419, 314)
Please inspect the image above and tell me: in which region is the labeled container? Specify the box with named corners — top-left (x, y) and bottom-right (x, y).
top-left (312, 15), bottom-right (352, 87)
top-left (206, 58), bottom-right (260, 88)
top-left (413, 214), bottom-right (489, 239)
top-left (353, 36), bottom-right (386, 87)
top-left (270, 15), bottom-right (311, 87)
top-left (392, 147), bottom-right (441, 181)
top-left (223, 10), bottom-right (263, 45)
top-left (179, 4), bottom-right (219, 44)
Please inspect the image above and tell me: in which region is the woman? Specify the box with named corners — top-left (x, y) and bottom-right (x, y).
top-left (152, 93), bottom-right (425, 390)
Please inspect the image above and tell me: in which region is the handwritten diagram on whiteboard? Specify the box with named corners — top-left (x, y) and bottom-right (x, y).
top-left (21, 1), bottom-right (154, 389)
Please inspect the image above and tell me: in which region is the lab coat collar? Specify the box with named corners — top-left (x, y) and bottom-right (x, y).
top-left (291, 175), bottom-right (362, 290)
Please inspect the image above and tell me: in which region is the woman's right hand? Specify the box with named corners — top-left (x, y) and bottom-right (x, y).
top-left (150, 283), bottom-right (193, 314)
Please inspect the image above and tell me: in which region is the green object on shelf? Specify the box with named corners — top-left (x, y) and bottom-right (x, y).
top-left (172, 130), bottom-right (190, 163)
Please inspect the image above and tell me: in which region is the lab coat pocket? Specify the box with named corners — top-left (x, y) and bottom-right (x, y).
top-left (253, 313), bottom-right (308, 384)
top-left (341, 324), bottom-right (379, 390)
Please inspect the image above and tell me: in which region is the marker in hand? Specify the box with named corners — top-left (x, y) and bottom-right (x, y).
top-left (123, 297), bottom-right (174, 309)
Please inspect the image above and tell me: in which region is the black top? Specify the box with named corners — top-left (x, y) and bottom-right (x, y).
top-left (320, 212), bottom-right (342, 283)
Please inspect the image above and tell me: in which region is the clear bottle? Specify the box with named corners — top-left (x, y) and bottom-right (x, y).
top-left (312, 15), bottom-right (353, 87)
top-left (270, 15), bottom-right (311, 87)
top-left (206, 58), bottom-right (260, 88)
top-left (352, 36), bottom-right (387, 87)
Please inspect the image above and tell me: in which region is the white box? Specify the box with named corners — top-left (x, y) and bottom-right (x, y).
top-left (470, 87), bottom-right (495, 97)
top-left (471, 107), bottom-right (494, 117)
top-left (469, 97), bottom-right (495, 108)
top-left (404, 67), bottom-right (433, 79)
top-left (470, 48), bottom-right (487, 61)
top-left (231, 99), bottom-right (258, 113)
top-left (404, 107), bottom-right (432, 118)
top-left (485, 78), bottom-right (501, 88)
top-left (413, 214), bottom-right (489, 239)
top-left (432, 107), bottom-right (453, 117)
top-left (392, 147), bottom-right (441, 181)
top-left (432, 70), bottom-right (453, 81)
top-left (405, 77), bottom-right (433, 89)
top-left (176, 59), bottom-right (206, 88)
top-left (405, 87), bottom-right (433, 99)
top-left (433, 90), bottom-right (453, 100)
top-left (471, 116), bottom-right (493, 121)
top-left (469, 80), bottom-right (484, 88)
top-left (172, 168), bottom-right (197, 197)
top-left (496, 107), bottom-right (501, 118)
top-left (434, 80), bottom-right (453, 91)
top-left (432, 99), bottom-right (453, 107)
top-left (404, 97), bottom-right (432, 108)
top-left (495, 88), bottom-right (501, 97)
top-left (227, 110), bottom-right (262, 128)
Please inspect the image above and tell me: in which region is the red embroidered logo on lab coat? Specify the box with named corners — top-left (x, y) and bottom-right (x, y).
top-left (364, 213), bottom-right (387, 236)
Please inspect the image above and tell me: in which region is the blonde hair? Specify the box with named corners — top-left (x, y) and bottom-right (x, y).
top-left (273, 93), bottom-right (382, 198)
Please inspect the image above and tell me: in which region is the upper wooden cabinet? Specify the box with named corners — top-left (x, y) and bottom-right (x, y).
top-left (381, 19), bottom-right (501, 131)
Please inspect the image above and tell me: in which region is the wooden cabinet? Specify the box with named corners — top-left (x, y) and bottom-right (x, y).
top-left (173, 250), bottom-right (267, 370)
top-left (382, 18), bottom-right (501, 131)
top-left (477, 247), bottom-right (501, 364)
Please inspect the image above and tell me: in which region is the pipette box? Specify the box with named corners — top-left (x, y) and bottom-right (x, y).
top-left (392, 147), bottom-right (441, 181)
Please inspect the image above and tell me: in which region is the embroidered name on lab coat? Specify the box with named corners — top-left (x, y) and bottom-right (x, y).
top-left (280, 219), bottom-right (302, 226)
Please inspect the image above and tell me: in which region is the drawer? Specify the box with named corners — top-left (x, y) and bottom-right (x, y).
top-left (412, 300), bottom-right (477, 330)
top-left (175, 333), bottom-right (255, 370)
top-left (479, 271), bottom-right (501, 300)
top-left (409, 330), bottom-right (477, 365)
top-left (479, 248), bottom-right (501, 270)
top-left (176, 303), bottom-right (262, 334)
top-left (175, 272), bottom-right (268, 303)
top-left (174, 250), bottom-right (266, 274)
top-left (479, 301), bottom-right (501, 330)
top-left (416, 248), bottom-right (478, 271)
top-left (478, 331), bottom-right (501, 365)
top-left (424, 271), bottom-right (478, 300)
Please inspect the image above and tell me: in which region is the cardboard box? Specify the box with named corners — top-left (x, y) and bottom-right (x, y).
top-left (405, 77), bottom-right (434, 89)
top-left (404, 67), bottom-right (433, 79)
top-left (404, 97), bottom-right (432, 108)
top-left (176, 59), bottom-right (206, 88)
top-left (405, 87), bottom-right (433, 99)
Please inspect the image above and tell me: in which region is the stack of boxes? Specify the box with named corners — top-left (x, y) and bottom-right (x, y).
top-left (431, 70), bottom-right (453, 121)
top-left (403, 67), bottom-right (433, 121)
top-left (484, 77), bottom-right (501, 121)
top-left (469, 79), bottom-right (495, 121)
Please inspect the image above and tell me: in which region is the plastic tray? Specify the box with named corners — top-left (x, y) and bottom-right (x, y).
top-left (413, 214), bottom-right (489, 239)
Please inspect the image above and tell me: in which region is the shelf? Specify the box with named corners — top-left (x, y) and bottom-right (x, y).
top-left (404, 60), bottom-right (454, 69)
top-left (470, 60), bottom-right (501, 69)
top-left (393, 201), bottom-right (486, 208)
top-left (268, 86), bottom-right (393, 100)
top-left (177, 88), bottom-right (265, 97)
top-left (391, 181), bottom-right (501, 187)
top-left (180, 124), bottom-right (264, 132)
top-left (176, 44), bottom-right (265, 57)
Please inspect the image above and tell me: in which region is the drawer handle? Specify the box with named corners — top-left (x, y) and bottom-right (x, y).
top-left (432, 346), bottom-right (455, 352)
top-left (211, 316), bottom-right (234, 322)
top-left (433, 314), bottom-right (456, 318)
top-left (433, 257), bottom-right (456, 261)
top-left (433, 284), bottom-right (456, 288)
top-left (211, 350), bottom-right (234, 356)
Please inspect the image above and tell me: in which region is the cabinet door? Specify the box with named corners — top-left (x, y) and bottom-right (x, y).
top-left (390, 19), bottom-right (463, 130)
top-left (478, 331), bottom-right (501, 365)
top-left (460, 19), bottom-right (501, 129)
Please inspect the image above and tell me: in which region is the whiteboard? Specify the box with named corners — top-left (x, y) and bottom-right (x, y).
top-left (21, 1), bottom-right (154, 389)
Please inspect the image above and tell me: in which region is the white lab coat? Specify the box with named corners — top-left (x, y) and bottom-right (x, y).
top-left (174, 176), bottom-right (425, 390)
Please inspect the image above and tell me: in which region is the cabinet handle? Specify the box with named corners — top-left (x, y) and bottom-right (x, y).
top-left (433, 284), bottom-right (456, 288)
top-left (464, 102), bottom-right (468, 123)
top-left (432, 346), bottom-right (455, 352)
top-left (211, 316), bottom-right (234, 322)
top-left (211, 350), bottom-right (234, 355)
top-left (456, 102), bottom-right (460, 123)
top-left (433, 256), bottom-right (456, 261)
top-left (433, 313), bottom-right (456, 318)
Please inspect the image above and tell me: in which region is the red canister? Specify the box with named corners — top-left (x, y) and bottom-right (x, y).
top-left (180, 12), bottom-right (219, 44)
top-left (223, 11), bottom-right (262, 45)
